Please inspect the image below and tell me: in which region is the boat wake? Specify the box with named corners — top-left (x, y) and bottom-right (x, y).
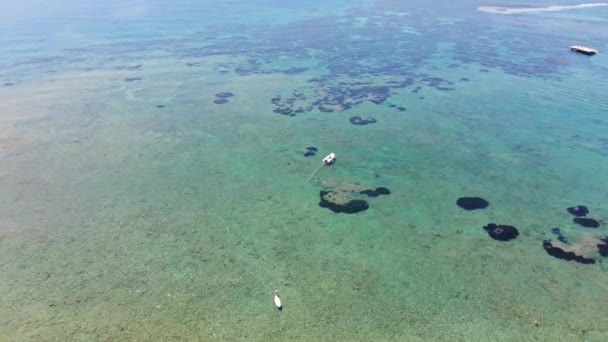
top-left (478, 3), bottom-right (608, 15)
top-left (307, 164), bottom-right (325, 182)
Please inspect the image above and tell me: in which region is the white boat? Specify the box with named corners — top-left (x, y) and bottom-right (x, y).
top-left (570, 45), bottom-right (598, 55)
top-left (322, 153), bottom-right (336, 165)
top-left (273, 290), bottom-right (282, 310)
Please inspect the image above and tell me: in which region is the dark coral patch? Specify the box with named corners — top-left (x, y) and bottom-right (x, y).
top-left (597, 237), bottom-right (608, 257)
top-left (551, 227), bottom-right (569, 244)
top-left (214, 98), bottom-right (229, 104)
top-left (483, 223), bottom-right (518, 241)
top-left (318, 191), bottom-right (369, 214)
top-left (573, 217), bottom-right (600, 228)
top-left (360, 187), bottom-right (391, 197)
top-left (543, 240), bottom-right (596, 264)
top-left (273, 108), bottom-right (293, 116)
top-left (567, 205), bottom-right (589, 217)
top-left (115, 64), bottom-right (142, 71)
top-left (280, 67), bottom-right (308, 74)
top-left (456, 197), bottom-right (489, 211)
top-left (215, 92), bottom-right (234, 98)
top-left (349, 116), bottom-right (377, 125)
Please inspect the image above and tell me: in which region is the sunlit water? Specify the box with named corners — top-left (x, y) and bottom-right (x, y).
top-left (2, 1), bottom-right (608, 340)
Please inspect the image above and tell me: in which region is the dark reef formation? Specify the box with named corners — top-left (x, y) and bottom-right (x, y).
top-left (542, 240), bottom-right (596, 264)
top-left (114, 64), bottom-right (142, 71)
top-left (349, 116), bottom-right (377, 125)
top-left (573, 217), bottom-right (600, 228)
top-left (281, 67), bottom-right (308, 74)
top-left (420, 76), bottom-right (454, 91)
top-left (456, 197), bottom-right (489, 211)
top-left (567, 205), bottom-right (589, 217)
top-left (597, 237), bottom-right (608, 257)
top-left (10, 0), bottom-right (577, 124)
top-left (483, 223), bottom-right (519, 241)
top-left (551, 227), bottom-right (569, 244)
top-left (318, 191), bottom-right (369, 214)
top-left (303, 146), bottom-right (317, 157)
top-left (215, 92), bottom-right (234, 98)
top-left (360, 187), bottom-right (391, 197)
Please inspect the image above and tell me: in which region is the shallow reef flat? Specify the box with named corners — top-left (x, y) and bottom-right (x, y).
top-left (2, 0), bottom-right (608, 340)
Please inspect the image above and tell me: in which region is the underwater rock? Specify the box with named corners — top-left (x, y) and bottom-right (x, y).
top-left (349, 116), bottom-right (377, 125)
top-left (456, 197), bottom-right (489, 211)
top-left (483, 223), bottom-right (519, 241)
top-left (319, 191), bottom-right (369, 214)
top-left (573, 217), bottom-right (600, 228)
top-left (567, 205), bottom-right (589, 217)
top-left (421, 77), bottom-right (444, 86)
top-left (597, 237), bottom-right (608, 257)
top-left (436, 87), bottom-right (455, 91)
top-left (280, 67), bottom-right (308, 74)
top-left (360, 187), bottom-right (391, 197)
top-left (214, 98), bottom-right (229, 104)
top-left (215, 92), bottom-right (234, 98)
top-left (543, 240), bottom-right (596, 264)
top-left (551, 227), bottom-right (569, 244)
top-left (273, 108), bottom-right (293, 115)
top-left (114, 64), bottom-right (142, 71)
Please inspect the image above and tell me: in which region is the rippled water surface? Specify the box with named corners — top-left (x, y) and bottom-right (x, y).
top-left (1, 1), bottom-right (608, 340)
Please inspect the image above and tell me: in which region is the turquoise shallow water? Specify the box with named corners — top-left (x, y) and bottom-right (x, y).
top-left (2, 0), bottom-right (608, 340)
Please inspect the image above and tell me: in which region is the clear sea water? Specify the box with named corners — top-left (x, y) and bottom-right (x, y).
top-left (2, 0), bottom-right (608, 340)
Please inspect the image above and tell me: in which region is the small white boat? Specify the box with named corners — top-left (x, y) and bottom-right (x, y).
top-left (322, 153), bottom-right (336, 165)
top-left (273, 290), bottom-right (282, 310)
top-left (570, 45), bottom-right (598, 55)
